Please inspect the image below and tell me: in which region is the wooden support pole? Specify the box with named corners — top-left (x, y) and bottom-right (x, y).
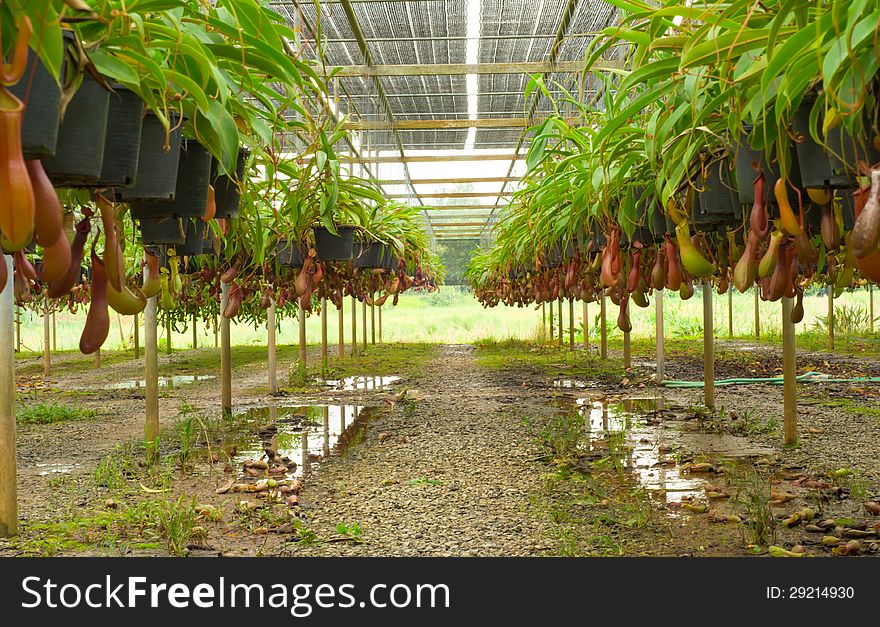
top-left (144, 270), bottom-right (159, 461)
top-left (623, 331), bottom-right (631, 369)
top-left (656, 290), bottom-right (665, 381)
top-left (43, 303), bottom-right (50, 377)
top-left (371, 299), bottom-right (376, 345)
top-left (192, 312), bottom-right (197, 349)
top-left (338, 304), bottom-right (345, 360)
top-left (378, 305), bottom-right (383, 343)
top-left (727, 287), bottom-right (733, 338)
top-left (782, 296), bottom-right (797, 446)
top-left (600, 293), bottom-right (608, 360)
top-left (754, 287), bottom-right (760, 339)
top-left (827, 286), bottom-right (834, 350)
top-left (165, 312), bottom-right (172, 355)
top-left (220, 282), bottom-right (232, 417)
top-left (582, 300), bottom-right (588, 350)
top-left (542, 302), bottom-right (547, 339)
top-left (268, 299), bottom-right (277, 395)
top-left (134, 313), bottom-right (139, 360)
top-left (298, 303), bottom-right (307, 381)
top-left (568, 298), bottom-right (574, 351)
top-left (94, 348), bottom-right (101, 369)
top-left (703, 281), bottom-right (715, 410)
top-left (361, 299), bottom-right (367, 352)
top-left (15, 306), bottom-right (20, 352)
top-left (871, 284), bottom-right (875, 334)
top-left (1, 255), bottom-right (18, 536)
top-left (321, 298), bottom-right (328, 373)
top-left (351, 295), bottom-right (357, 356)
top-left (549, 300), bottom-right (554, 340)
top-left (214, 314), bottom-right (218, 348)
top-left (52, 311), bottom-right (56, 351)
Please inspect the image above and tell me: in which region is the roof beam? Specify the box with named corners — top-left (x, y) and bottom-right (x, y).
top-left (330, 60), bottom-right (620, 77)
top-left (423, 204), bottom-right (505, 210)
top-left (344, 117), bottom-right (556, 130)
top-left (387, 192), bottom-right (512, 199)
top-left (379, 176), bottom-right (520, 185)
top-left (341, 153), bottom-right (524, 163)
top-left (429, 222), bottom-right (489, 227)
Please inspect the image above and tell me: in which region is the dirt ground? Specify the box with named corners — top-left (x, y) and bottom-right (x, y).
top-left (2, 338), bottom-right (879, 557)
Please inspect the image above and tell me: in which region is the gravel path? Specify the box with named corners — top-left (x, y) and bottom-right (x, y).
top-left (291, 344), bottom-right (554, 556)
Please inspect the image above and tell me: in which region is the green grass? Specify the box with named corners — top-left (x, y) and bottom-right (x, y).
top-left (17, 401), bottom-right (96, 424)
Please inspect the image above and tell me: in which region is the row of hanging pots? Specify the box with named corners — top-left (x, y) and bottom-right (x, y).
top-left (276, 231), bottom-right (395, 270)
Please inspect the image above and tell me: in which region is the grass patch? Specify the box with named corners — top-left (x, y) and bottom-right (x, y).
top-left (18, 401), bottom-right (96, 424)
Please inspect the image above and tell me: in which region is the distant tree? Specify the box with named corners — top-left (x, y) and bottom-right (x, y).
top-left (435, 239), bottom-right (479, 285)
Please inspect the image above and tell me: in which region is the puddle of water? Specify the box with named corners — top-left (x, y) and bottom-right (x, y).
top-left (105, 375), bottom-right (215, 390)
top-left (231, 403), bottom-right (372, 480)
top-left (568, 395), bottom-right (771, 506)
top-left (321, 375), bottom-right (400, 391)
top-left (553, 379), bottom-right (587, 389)
top-left (36, 462), bottom-right (81, 476)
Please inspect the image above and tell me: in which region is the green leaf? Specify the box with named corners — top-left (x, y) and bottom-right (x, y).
top-left (89, 49), bottom-right (140, 86)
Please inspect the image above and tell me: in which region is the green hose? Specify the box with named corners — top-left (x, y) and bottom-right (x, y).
top-left (662, 371), bottom-right (880, 388)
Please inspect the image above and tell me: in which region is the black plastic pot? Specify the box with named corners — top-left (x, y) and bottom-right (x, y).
top-left (376, 244), bottom-right (393, 269)
top-left (117, 111), bottom-right (184, 202)
top-left (586, 225), bottom-right (606, 253)
top-left (139, 217), bottom-right (185, 246)
top-left (213, 149), bottom-right (249, 219)
top-left (42, 75), bottom-right (109, 187)
top-left (546, 239), bottom-right (575, 266)
top-left (175, 219), bottom-right (208, 256)
top-left (92, 84), bottom-right (145, 189)
top-left (804, 202), bottom-right (823, 234)
top-left (9, 31), bottom-right (74, 159)
top-left (129, 139), bottom-right (212, 219)
top-left (791, 96), bottom-right (851, 189)
top-left (276, 239), bottom-right (307, 267)
top-left (732, 127), bottom-right (803, 206)
top-left (313, 225), bottom-right (356, 261)
top-left (838, 191), bottom-right (857, 231)
top-left (353, 240), bottom-right (383, 268)
top-left (698, 157), bottom-right (740, 217)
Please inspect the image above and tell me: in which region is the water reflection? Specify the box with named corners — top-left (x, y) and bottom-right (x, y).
top-left (322, 375), bottom-right (400, 391)
top-left (105, 375), bottom-right (215, 390)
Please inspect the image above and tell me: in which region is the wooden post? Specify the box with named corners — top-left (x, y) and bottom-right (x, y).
top-left (582, 300), bottom-right (589, 350)
top-left (321, 298), bottom-right (328, 373)
top-left (549, 300), bottom-right (554, 340)
top-left (557, 297), bottom-right (563, 346)
top-left (94, 348), bottom-right (101, 369)
top-left (361, 299), bottom-right (367, 352)
top-left (542, 302), bottom-right (547, 339)
top-left (52, 311), bottom-right (56, 351)
top-left (1, 255), bottom-right (18, 536)
top-left (43, 303), bottom-right (50, 376)
top-left (220, 282), bottom-right (232, 416)
top-left (165, 312), bottom-right (172, 355)
top-left (351, 295), bottom-right (357, 356)
top-left (298, 303), bottom-right (307, 381)
top-left (144, 268), bottom-right (159, 461)
top-left (727, 287), bottom-right (733, 338)
top-left (338, 304), bottom-right (345, 360)
top-left (134, 313), bottom-right (140, 359)
top-left (623, 331), bottom-right (631, 369)
top-left (214, 314), bottom-right (218, 348)
top-left (371, 299), bottom-right (376, 345)
top-left (754, 287), bottom-right (760, 339)
top-left (600, 293), bottom-right (607, 360)
top-left (15, 306), bottom-right (20, 352)
top-left (827, 285), bottom-right (834, 350)
top-left (378, 304), bottom-right (383, 343)
top-left (871, 285), bottom-right (875, 334)
top-left (655, 290), bottom-right (665, 381)
top-left (782, 296), bottom-right (797, 446)
top-left (192, 312), bottom-right (197, 349)
top-left (703, 281), bottom-right (715, 410)
top-left (568, 298), bottom-right (574, 350)
top-left (268, 299), bottom-right (277, 394)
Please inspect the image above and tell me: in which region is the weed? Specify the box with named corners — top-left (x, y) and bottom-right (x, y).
top-left (537, 412), bottom-right (583, 461)
top-left (18, 401), bottom-right (96, 424)
top-left (335, 522), bottom-right (364, 539)
top-left (124, 497), bottom-right (198, 557)
top-left (729, 465), bottom-right (775, 546)
top-left (407, 477), bottom-right (444, 486)
top-left (812, 304), bottom-right (876, 335)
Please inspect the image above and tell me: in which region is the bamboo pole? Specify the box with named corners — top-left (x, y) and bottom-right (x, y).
top-left (192, 312), bottom-right (197, 349)
top-left (321, 298), bottom-right (328, 373)
top-left (298, 303), bottom-right (307, 381)
top-left (557, 297), bottom-right (563, 346)
top-left (1, 255), bottom-right (18, 536)
top-left (582, 300), bottom-right (588, 350)
top-left (338, 304), bottom-right (345, 360)
top-left (351, 295), bottom-right (357, 356)
top-left (703, 281), bottom-right (715, 410)
top-left (754, 287), bottom-right (760, 339)
top-left (52, 311), bottom-right (56, 351)
top-left (623, 331), bottom-right (631, 369)
top-left (371, 299), bottom-right (376, 345)
top-left (827, 286), bottom-right (834, 350)
top-left (144, 269), bottom-right (159, 462)
top-left (782, 296), bottom-right (797, 446)
top-left (268, 299), bottom-right (277, 394)
top-left (133, 313), bottom-right (140, 359)
top-left (361, 299), bottom-right (367, 352)
top-left (94, 348), bottom-right (101, 369)
top-left (549, 300), bottom-right (554, 340)
top-left (656, 290), bottom-right (665, 381)
top-left (542, 302), bottom-right (547, 339)
top-left (378, 304), bottom-right (383, 343)
top-left (871, 285), bottom-right (875, 334)
top-left (600, 293), bottom-right (607, 360)
top-left (727, 287), bottom-right (733, 338)
top-left (220, 282), bottom-right (232, 417)
top-left (43, 303), bottom-right (50, 376)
